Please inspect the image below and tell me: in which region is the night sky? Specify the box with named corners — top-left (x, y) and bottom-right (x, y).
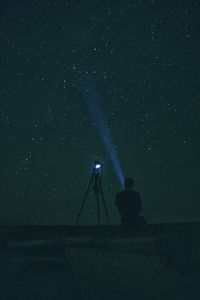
top-left (1, 0), bottom-right (200, 225)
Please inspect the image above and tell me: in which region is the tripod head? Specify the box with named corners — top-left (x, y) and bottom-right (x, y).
top-left (93, 160), bottom-right (103, 172)
top-left (92, 161), bottom-right (103, 194)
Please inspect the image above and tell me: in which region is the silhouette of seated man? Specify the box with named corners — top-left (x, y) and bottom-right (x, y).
top-left (115, 177), bottom-right (147, 227)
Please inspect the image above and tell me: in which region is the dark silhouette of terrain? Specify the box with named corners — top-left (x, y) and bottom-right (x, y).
top-left (0, 223), bottom-right (200, 299)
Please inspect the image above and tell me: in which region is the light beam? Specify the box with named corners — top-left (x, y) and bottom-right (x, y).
top-left (80, 75), bottom-right (124, 187)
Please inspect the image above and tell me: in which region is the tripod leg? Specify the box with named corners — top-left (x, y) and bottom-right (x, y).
top-left (75, 176), bottom-right (93, 225)
top-left (97, 175), bottom-right (110, 225)
top-left (96, 192), bottom-right (100, 226)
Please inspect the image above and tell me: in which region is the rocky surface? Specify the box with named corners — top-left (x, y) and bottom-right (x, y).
top-left (0, 223), bottom-right (200, 299)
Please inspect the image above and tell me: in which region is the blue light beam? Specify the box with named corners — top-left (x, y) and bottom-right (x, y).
top-left (80, 75), bottom-right (124, 187)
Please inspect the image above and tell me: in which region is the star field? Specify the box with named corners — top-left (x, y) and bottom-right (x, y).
top-left (0, 0), bottom-right (200, 224)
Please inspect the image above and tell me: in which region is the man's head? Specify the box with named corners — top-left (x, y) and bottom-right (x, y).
top-left (124, 177), bottom-right (134, 190)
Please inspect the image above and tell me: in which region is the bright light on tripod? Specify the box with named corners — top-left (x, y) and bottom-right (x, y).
top-left (94, 161), bottom-right (102, 170)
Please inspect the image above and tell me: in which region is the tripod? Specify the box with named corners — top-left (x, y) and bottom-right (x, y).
top-left (75, 169), bottom-right (110, 225)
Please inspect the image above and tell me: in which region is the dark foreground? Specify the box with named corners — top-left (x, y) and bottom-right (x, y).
top-left (0, 222), bottom-right (200, 300)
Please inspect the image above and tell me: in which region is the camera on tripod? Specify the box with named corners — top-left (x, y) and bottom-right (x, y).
top-left (75, 160), bottom-right (110, 226)
top-left (93, 160), bottom-right (103, 171)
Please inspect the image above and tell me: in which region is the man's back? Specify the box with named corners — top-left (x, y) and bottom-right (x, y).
top-left (115, 190), bottom-right (143, 225)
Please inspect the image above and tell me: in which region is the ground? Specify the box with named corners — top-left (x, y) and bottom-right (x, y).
top-left (0, 232), bottom-right (200, 300)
